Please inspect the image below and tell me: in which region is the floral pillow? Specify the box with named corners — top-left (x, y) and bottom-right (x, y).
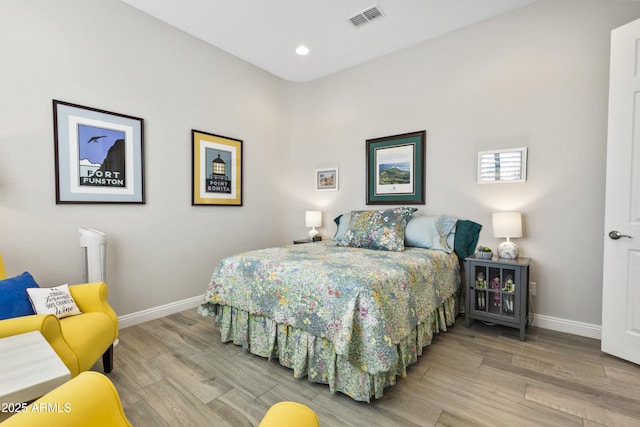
top-left (338, 207), bottom-right (417, 251)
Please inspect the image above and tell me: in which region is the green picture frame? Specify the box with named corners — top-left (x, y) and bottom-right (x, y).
top-left (366, 130), bottom-right (426, 205)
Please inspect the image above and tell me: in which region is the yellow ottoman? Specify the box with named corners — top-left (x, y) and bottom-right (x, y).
top-left (259, 401), bottom-right (320, 427)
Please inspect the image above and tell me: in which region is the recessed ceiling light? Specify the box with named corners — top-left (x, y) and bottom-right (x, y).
top-left (296, 45), bottom-right (310, 56)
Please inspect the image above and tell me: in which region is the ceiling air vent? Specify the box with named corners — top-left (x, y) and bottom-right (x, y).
top-left (347, 4), bottom-right (385, 28)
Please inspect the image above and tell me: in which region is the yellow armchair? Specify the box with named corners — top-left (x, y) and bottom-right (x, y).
top-left (0, 371), bottom-right (132, 426)
top-left (0, 254), bottom-right (118, 377)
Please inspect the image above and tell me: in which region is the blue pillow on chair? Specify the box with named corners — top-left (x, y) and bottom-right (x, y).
top-left (0, 272), bottom-right (40, 320)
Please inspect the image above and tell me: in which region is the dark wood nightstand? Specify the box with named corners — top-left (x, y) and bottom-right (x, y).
top-left (464, 255), bottom-right (531, 341)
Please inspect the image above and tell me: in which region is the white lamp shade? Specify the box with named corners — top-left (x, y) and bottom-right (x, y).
top-left (305, 211), bottom-right (322, 228)
top-left (492, 212), bottom-right (523, 238)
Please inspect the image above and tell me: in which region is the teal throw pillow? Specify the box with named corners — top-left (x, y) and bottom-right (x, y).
top-left (453, 220), bottom-right (483, 260)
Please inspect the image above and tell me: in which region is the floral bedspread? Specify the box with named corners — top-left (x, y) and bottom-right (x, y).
top-left (199, 241), bottom-right (460, 377)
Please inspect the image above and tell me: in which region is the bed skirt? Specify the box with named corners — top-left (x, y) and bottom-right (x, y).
top-left (198, 295), bottom-right (458, 402)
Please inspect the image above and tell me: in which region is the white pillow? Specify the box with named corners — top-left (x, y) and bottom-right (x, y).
top-left (404, 215), bottom-right (457, 253)
top-left (332, 212), bottom-right (352, 241)
top-left (26, 284), bottom-right (82, 318)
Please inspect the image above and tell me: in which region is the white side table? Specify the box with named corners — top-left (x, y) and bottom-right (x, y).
top-left (0, 331), bottom-right (71, 409)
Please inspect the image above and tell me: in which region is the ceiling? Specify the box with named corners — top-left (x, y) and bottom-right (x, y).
top-left (120, 0), bottom-right (538, 82)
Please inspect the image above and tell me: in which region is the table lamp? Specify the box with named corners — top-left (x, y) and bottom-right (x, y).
top-left (305, 211), bottom-right (322, 240)
top-left (492, 212), bottom-right (523, 259)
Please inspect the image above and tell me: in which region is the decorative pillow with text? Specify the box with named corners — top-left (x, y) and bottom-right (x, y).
top-left (26, 284), bottom-right (82, 318)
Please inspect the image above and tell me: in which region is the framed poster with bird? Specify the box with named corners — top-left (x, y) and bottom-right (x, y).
top-left (53, 100), bottom-right (144, 204)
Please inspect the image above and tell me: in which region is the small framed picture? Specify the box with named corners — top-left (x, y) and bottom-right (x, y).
top-left (53, 100), bottom-right (144, 204)
top-left (316, 167), bottom-right (338, 191)
top-left (192, 130), bottom-right (243, 206)
top-left (366, 130), bottom-right (426, 205)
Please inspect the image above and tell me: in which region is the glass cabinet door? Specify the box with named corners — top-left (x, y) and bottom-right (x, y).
top-left (471, 264), bottom-right (517, 320)
top-left (465, 256), bottom-right (530, 341)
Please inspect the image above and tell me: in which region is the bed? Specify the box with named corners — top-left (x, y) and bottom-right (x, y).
top-left (199, 209), bottom-right (481, 402)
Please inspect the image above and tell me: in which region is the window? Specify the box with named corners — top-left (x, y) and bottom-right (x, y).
top-left (477, 147), bottom-right (527, 184)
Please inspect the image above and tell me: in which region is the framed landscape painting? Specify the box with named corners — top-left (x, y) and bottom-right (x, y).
top-left (366, 130), bottom-right (425, 205)
top-left (53, 100), bottom-right (144, 204)
top-left (192, 129), bottom-right (243, 206)
top-left (316, 167), bottom-right (338, 191)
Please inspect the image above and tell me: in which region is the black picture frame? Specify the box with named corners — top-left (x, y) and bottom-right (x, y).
top-left (53, 100), bottom-right (145, 204)
top-left (366, 130), bottom-right (426, 205)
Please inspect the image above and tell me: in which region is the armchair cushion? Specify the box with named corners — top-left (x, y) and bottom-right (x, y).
top-left (0, 272), bottom-right (39, 320)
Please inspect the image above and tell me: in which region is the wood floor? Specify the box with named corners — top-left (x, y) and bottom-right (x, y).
top-left (96, 309), bottom-right (640, 426)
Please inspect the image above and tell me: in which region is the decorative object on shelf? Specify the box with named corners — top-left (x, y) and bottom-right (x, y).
top-left (316, 168), bottom-right (338, 191)
top-left (476, 246), bottom-right (493, 259)
top-left (53, 100), bottom-right (144, 204)
top-left (502, 276), bottom-right (515, 292)
top-left (305, 210), bottom-right (322, 240)
top-left (502, 275), bottom-right (515, 313)
top-left (366, 130), bottom-right (426, 205)
top-left (476, 292), bottom-right (486, 310)
top-left (490, 273), bottom-right (501, 307)
top-left (493, 211), bottom-right (523, 259)
top-left (475, 271), bottom-right (486, 309)
top-left (475, 271), bottom-right (486, 289)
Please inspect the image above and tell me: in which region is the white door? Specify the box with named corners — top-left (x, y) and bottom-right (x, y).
top-left (602, 18), bottom-right (640, 365)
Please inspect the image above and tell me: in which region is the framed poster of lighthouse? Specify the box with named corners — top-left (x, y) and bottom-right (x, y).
top-left (191, 129), bottom-right (243, 206)
top-left (53, 100), bottom-right (145, 204)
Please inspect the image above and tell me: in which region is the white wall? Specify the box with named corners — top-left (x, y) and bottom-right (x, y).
top-left (0, 0), bottom-right (290, 316)
top-left (2, 0), bottom-right (639, 332)
top-left (284, 0), bottom-right (640, 330)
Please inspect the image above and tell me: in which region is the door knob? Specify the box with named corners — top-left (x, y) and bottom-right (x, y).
top-left (609, 230), bottom-right (632, 240)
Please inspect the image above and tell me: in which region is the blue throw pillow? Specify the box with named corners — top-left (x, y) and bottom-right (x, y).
top-left (0, 272), bottom-right (40, 320)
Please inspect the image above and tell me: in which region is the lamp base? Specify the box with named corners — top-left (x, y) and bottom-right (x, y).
top-left (308, 228), bottom-right (318, 240)
top-left (497, 241), bottom-right (519, 259)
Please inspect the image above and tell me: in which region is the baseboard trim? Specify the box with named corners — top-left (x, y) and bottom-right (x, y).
top-left (531, 313), bottom-right (601, 340)
top-left (118, 297), bottom-right (603, 340)
top-left (117, 295), bottom-right (202, 329)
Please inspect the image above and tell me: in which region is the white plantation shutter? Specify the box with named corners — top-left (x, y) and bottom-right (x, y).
top-left (478, 148), bottom-right (527, 183)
